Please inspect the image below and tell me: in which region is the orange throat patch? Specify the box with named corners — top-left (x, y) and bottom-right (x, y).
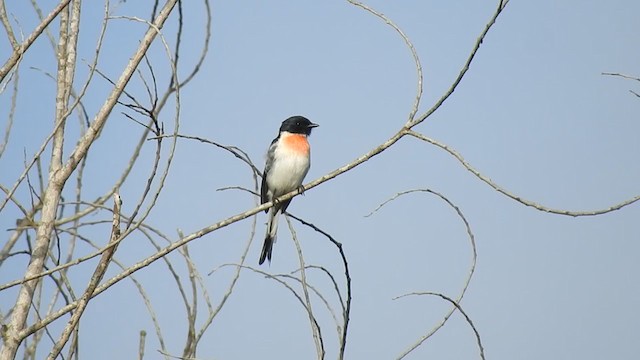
top-left (281, 132), bottom-right (310, 154)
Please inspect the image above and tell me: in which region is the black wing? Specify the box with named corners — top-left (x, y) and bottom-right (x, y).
top-left (260, 137), bottom-right (278, 212)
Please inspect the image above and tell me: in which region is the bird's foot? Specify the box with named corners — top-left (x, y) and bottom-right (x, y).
top-left (298, 184), bottom-right (306, 196)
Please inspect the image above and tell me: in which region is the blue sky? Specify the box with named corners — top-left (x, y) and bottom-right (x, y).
top-left (1, 1), bottom-right (639, 359)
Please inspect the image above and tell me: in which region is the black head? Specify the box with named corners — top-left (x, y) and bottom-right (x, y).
top-left (279, 116), bottom-right (319, 135)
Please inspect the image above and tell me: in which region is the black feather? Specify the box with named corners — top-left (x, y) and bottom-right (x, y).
top-left (259, 234), bottom-right (273, 265)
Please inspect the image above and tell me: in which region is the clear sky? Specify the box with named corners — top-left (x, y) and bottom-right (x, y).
top-left (1, 1), bottom-right (639, 359)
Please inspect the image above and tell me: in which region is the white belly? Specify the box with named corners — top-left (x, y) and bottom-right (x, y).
top-left (267, 146), bottom-right (310, 198)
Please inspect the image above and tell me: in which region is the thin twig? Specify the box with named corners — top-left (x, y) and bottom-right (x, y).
top-left (409, 0), bottom-right (509, 128)
top-left (47, 193), bottom-right (123, 360)
top-left (395, 292), bottom-right (485, 360)
top-left (138, 330), bottom-right (147, 360)
top-left (0, 61), bottom-right (18, 158)
top-left (193, 150), bottom-right (261, 349)
top-left (277, 273), bottom-right (342, 340)
top-left (285, 216), bottom-right (325, 359)
top-left (346, 0), bottom-right (423, 122)
top-left (287, 214), bottom-right (352, 360)
top-left (407, 130), bottom-right (640, 216)
top-left (602, 72), bottom-right (640, 82)
top-left (365, 189), bottom-right (477, 359)
top-left (148, 133), bottom-right (261, 177)
top-left (208, 264), bottom-right (325, 358)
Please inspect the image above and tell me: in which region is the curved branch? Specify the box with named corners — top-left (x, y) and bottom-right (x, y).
top-left (285, 215), bottom-right (325, 359)
top-left (208, 264), bottom-right (325, 359)
top-left (409, 0), bottom-right (509, 128)
top-left (346, 0), bottom-right (423, 122)
top-left (407, 130), bottom-right (640, 216)
top-left (395, 292), bottom-right (485, 360)
top-left (287, 214), bottom-right (352, 360)
top-left (365, 189), bottom-right (477, 359)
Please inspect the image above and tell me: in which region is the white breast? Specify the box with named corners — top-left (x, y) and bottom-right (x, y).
top-left (266, 139), bottom-right (311, 198)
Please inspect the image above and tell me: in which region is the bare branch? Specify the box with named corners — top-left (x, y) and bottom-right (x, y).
top-left (346, 0), bottom-right (423, 122)
top-left (0, 62), bottom-right (18, 158)
top-left (47, 193), bottom-right (122, 360)
top-left (287, 214), bottom-right (352, 360)
top-left (0, 0), bottom-right (73, 83)
top-left (276, 272), bottom-right (342, 339)
top-left (285, 216), bottom-right (325, 359)
top-left (602, 72), bottom-right (640, 99)
top-left (156, 0), bottom-right (211, 113)
top-left (138, 330), bottom-right (147, 360)
top-left (602, 72), bottom-right (640, 82)
top-left (395, 292), bottom-right (485, 360)
top-left (192, 158), bottom-right (261, 350)
top-left (208, 264), bottom-right (325, 358)
top-left (409, 0), bottom-right (509, 127)
top-left (0, 0), bottom-right (19, 49)
top-left (365, 189), bottom-right (477, 358)
top-left (148, 133), bottom-right (261, 177)
top-left (0, 1), bottom-right (181, 357)
top-left (407, 130), bottom-right (640, 216)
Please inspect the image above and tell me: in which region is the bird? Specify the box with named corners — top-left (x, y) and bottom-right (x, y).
top-left (259, 115), bottom-right (319, 265)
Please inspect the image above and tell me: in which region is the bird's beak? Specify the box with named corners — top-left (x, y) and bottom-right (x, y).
top-left (308, 123), bottom-right (319, 128)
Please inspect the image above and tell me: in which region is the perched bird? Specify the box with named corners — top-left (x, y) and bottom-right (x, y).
top-left (259, 116), bottom-right (319, 265)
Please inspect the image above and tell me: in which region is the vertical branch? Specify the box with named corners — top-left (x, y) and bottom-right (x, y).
top-left (138, 330), bottom-right (147, 360)
top-left (155, 0), bottom-right (211, 113)
top-left (287, 214), bottom-right (352, 360)
top-left (63, 0), bottom-right (80, 102)
top-left (47, 193), bottom-right (122, 360)
top-left (0, 0), bottom-right (19, 50)
top-left (179, 245), bottom-right (197, 359)
top-left (0, 65), bottom-right (18, 159)
top-left (24, 281), bottom-right (44, 360)
top-left (62, 0), bottom-right (179, 177)
top-left (169, 0), bottom-right (182, 90)
top-left (285, 216), bottom-right (325, 360)
top-left (0, 3), bottom-right (72, 358)
top-left (51, 0), bottom-right (70, 174)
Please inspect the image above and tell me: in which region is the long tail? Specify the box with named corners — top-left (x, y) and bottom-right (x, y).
top-left (259, 208), bottom-right (280, 265)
